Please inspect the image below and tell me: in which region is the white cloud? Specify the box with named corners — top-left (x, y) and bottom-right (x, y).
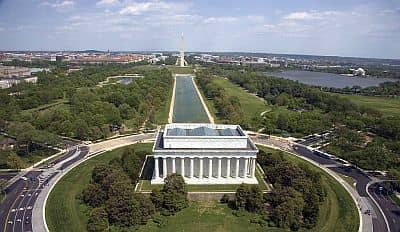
top-left (53, 0), bottom-right (74, 9)
top-left (119, 1), bottom-right (185, 15)
top-left (96, 0), bottom-right (120, 7)
top-left (41, 1), bottom-right (74, 11)
top-left (283, 11), bottom-right (338, 20)
top-left (203, 17), bottom-right (238, 24)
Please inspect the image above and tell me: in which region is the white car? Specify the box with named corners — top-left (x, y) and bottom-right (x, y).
top-left (8, 221), bottom-right (13, 224)
top-left (20, 177), bottom-right (28, 181)
top-left (11, 209), bottom-right (16, 212)
top-left (16, 219), bottom-right (22, 222)
top-left (27, 206), bottom-right (32, 210)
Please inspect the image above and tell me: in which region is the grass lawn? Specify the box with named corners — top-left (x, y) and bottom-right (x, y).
top-left (166, 65), bottom-right (194, 74)
top-left (154, 80), bottom-right (173, 124)
top-left (137, 201), bottom-right (284, 232)
top-left (257, 146), bottom-right (359, 232)
top-left (46, 142), bottom-right (358, 232)
top-left (332, 93), bottom-right (400, 116)
top-left (213, 78), bottom-right (270, 122)
top-left (337, 173), bottom-right (357, 188)
top-left (23, 99), bottom-right (69, 113)
top-left (390, 193), bottom-right (400, 207)
top-left (45, 143), bottom-right (153, 232)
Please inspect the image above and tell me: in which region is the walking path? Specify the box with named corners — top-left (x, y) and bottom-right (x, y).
top-left (168, 75), bottom-right (177, 123)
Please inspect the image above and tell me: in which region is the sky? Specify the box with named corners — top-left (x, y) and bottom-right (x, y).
top-left (0, 0), bottom-right (399, 59)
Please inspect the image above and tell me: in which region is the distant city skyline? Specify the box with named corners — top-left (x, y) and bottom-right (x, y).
top-left (0, 0), bottom-right (399, 59)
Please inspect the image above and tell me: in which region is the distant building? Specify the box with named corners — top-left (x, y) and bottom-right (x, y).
top-left (152, 123), bottom-right (259, 185)
top-left (353, 68), bottom-right (366, 76)
top-left (0, 138), bottom-right (16, 150)
top-left (0, 65), bottom-right (31, 78)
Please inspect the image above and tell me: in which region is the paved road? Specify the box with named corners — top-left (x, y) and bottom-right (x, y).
top-left (291, 144), bottom-right (389, 232)
top-left (251, 135), bottom-right (394, 232)
top-left (30, 133), bottom-right (155, 232)
top-left (369, 183), bottom-right (400, 232)
top-left (0, 146), bottom-right (82, 232)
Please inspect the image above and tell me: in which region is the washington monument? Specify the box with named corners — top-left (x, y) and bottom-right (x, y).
top-left (175, 33), bottom-right (188, 67)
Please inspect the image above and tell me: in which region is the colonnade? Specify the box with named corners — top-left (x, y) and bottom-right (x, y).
top-left (153, 156), bottom-right (256, 180)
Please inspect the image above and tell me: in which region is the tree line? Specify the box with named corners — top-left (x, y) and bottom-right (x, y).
top-left (215, 69), bottom-right (399, 177)
top-left (222, 149), bottom-right (325, 231)
top-left (196, 70), bottom-right (246, 126)
top-left (82, 148), bottom-right (188, 231)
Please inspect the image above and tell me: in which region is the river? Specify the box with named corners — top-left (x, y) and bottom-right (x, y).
top-left (265, 70), bottom-right (398, 88)
top-left (172, 75), bottom-right (210, 123)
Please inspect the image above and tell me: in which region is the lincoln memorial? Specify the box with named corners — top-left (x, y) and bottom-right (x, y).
top-left (151, 123), bottom-right (258, 185)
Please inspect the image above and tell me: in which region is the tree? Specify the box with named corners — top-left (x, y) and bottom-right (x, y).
top-left (87, 208), bottom-right (109, 232)
top-left (246, 185), bottom-right (263, 212)
top-left (121, 148), bottom-right (143, 183)
top-left (276, 113), bottom-right (289, 131)
top-left (150, 189), bottom-right (164, 210)
top-left (161, 174), bottom-right (188, 215)
top-left (235, 184), bottom-right (250, 209)
top-left (82, 183), bottom-right (107, 208)
top-left (132, 194), bottom-right (156, 225)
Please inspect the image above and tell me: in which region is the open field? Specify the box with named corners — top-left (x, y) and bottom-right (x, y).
top-left (213, 78), bottom-right (270, 121)
top-left (332, 93), bottom-right (400, 116)
top-left (137, 200), bottom-right (284, 232)
top-left (166, 65), bottom-right (194, 74)
top-left (45, 143), bottom-right (153, 232)
top-left (154, 80), bottom-right (173, 124)
top-left (258, 146), bottom-right (359, 232)
top-left (23, 99), bottom-right (69, 114)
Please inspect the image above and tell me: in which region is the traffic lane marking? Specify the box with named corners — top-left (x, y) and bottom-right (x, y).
top-left (3, 181), bottom-right (28, 232)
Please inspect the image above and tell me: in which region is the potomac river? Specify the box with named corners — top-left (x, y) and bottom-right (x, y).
top-left (265, 70), bottom-right (398, 88)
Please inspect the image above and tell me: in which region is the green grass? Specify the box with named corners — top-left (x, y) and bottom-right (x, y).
top-left (23, 99), bottom-right (68, 113)
top-left (332, 93), bottom-right (400, 116)
top-left (166, 65), bottom-right (194, 74)
top-left (211, 78), bottom-right (270, 123)
top-left (137, 200), bottom-right (284, 232)
top-left (46, 142), bottom-right (358, 232)
top-left (337, 173), bottom-right (357, 188)
top-left (257, 146), bottom-right (359, 232)
top-left (154, 80), bottom-right (173, 124)
top-left (390, 193), bottom-right (400, 207)
top-left (45, 143), bottom-right (153, 232)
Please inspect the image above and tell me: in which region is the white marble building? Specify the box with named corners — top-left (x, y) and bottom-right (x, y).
top-left (151, 123), bottom-right (258, 185)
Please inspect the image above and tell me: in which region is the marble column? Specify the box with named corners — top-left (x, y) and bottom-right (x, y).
top-left (226, 158), bottom-right (231, 178)
top-left (208, 158), bottom-right (213, 178)
top-left (217, 158), bottom-right (222, 178)
top-left (244, 158), bottom-right (248, 178)
top-left (190, 158), bottom-right (194, 178)
top-left (154, 157), bottom-right (159, 179)
top-left (172, 157), bottom-right (176, 173)
top-left (235, 158), bottom-right (240, 177)
top-left (199, 158), bottom-right (203, 178)
top-left (181, 157), bottom-right (185, 177)
top-left (251, 158), bottom-right (256, 178)
top-left (163, 157), bottom-right (167, 178)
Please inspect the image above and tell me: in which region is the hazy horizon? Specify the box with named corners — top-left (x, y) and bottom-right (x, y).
top-left (1, 0), bottom-right (399, 59)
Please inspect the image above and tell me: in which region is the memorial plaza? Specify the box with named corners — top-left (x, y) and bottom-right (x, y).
top-left (151, 123), bottom-right (259, 185)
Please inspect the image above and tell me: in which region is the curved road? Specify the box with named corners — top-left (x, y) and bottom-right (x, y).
top-left (251, 134), bottom-right (400, 232)
top-left (0, 146), bottom-right (86, 232)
